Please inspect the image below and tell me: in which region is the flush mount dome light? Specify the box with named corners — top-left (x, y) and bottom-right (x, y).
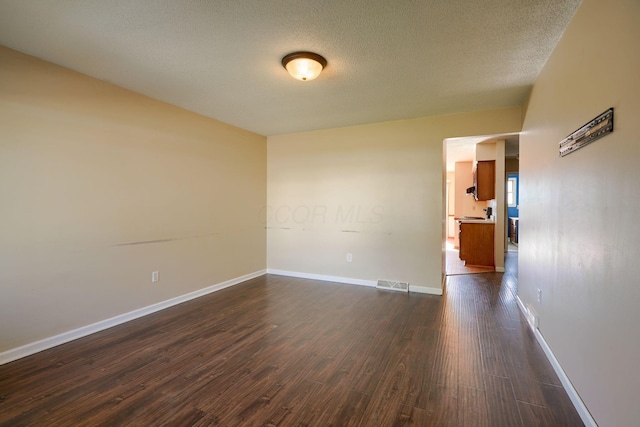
top-left (281, 51), bottom-right (327, 81)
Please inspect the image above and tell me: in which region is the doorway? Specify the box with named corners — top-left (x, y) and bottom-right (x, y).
top-left (505, 139), bottom-right (520, 253)
top-left (443, 134), bottom-right (519, 276)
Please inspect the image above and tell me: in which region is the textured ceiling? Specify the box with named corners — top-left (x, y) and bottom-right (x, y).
top-left (0, 0), bottom-right (581, 136)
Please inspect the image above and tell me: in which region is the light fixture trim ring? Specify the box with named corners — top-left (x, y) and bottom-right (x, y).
top-left (281, 51), bottom-right (327, 69)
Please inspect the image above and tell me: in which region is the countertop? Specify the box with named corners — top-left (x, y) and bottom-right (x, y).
top-left (455, 217), bottom-right (495, 224)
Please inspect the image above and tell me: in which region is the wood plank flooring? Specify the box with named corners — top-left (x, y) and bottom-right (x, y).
top-left (445, 249), bottom-right (494, 275)
top-left (0, 254), bottom-right (583, 426)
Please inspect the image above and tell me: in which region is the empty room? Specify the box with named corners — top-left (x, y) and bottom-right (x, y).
top-left (1, 0), bottom-right (638, 426)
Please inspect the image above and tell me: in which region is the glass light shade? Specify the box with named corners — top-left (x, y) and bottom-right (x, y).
top-left (282, 52), bottom-right (327, 81)
top-left (285, 58), bottom-right (324, 81)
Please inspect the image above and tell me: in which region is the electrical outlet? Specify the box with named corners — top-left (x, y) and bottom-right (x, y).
top-left (346, 253), bottom-right (352, 262)
top-left (537, 288), bottom-right (542, 304)
top-left (152, 271), bottom-right (159, 283)
top-left (526, 305), bottom-right (539, 329)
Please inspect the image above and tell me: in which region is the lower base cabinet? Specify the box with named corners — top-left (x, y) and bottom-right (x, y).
top-left (509, 218), bottom-right (519, 245)
top-left (459, 222), bottom-right (495, 267)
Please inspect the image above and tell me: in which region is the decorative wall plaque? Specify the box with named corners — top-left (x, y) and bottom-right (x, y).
top-left (559, 108), bottom-right (614, 157)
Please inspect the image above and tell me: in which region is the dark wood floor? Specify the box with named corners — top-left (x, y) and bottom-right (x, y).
top-left (0, 254), bottom-right (583, 426)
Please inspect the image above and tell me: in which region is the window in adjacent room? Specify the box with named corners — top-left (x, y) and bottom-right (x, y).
top-left (507, 177), bottom-right (517, 207)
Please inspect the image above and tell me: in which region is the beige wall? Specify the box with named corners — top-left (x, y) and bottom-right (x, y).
top-left (475, 141), bottom-right (496, 161)
top-left (0, 47), bottom-right (267, 353)
top-left (267, 108), bottom-right (521, 292)
top-left (520, 0), bottom-right (640, 425)
top-left (454, 161), bottom-right (488, 220)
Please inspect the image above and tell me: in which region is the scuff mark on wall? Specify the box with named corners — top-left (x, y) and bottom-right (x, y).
top-left (114, 231), bottom-right (227, 247)
top-left (115, 238), bottom-right (176, 246)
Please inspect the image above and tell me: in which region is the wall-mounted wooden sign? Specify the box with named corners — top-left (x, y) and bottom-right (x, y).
top-left (559, 108), bottom-right (614, 157)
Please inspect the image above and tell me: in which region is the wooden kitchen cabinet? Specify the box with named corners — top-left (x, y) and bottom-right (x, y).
top-left (459, 222), bottom-right (495, 267)
top-left (474, 160), bottom-right (495, 201)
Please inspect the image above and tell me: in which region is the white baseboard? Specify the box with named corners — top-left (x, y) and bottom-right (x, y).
top-left (409, 285), bottom-right (443, 295)
top-left (267, 269), bottom-right (376, 287)
top-left (0, 269), bottom-right (267, 366)
top-left (495, 266), bottom-right (505, 272)
top-left (516, 296), bottom-right (598, 427)
top-left (267, 269), bottom-right (443, 295)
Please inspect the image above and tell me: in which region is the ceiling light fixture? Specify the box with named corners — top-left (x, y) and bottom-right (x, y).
top-left (281, 51), bottom-right (327, 81)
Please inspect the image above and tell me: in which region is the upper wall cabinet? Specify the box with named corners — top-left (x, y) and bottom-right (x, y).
top-left (474, 160), bottom-right (495, 201)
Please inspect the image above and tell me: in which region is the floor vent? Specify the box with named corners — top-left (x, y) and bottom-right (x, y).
top-left (376, 280), bottom-right (409, 293)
